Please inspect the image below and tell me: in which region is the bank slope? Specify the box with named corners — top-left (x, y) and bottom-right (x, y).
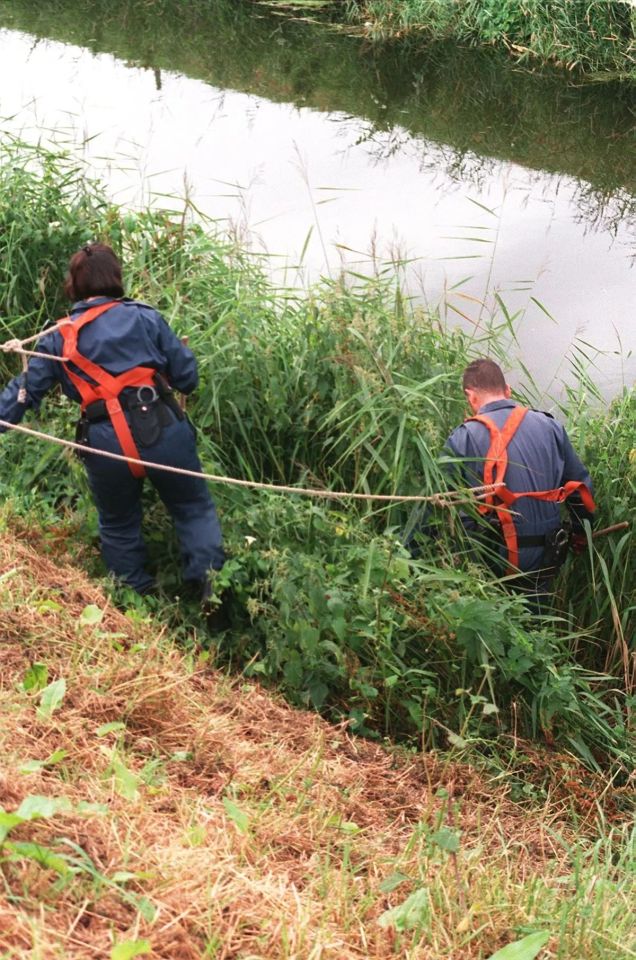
top-left (0, 528), bottom-right (634, 960)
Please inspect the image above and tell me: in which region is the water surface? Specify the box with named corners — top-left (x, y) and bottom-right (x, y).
top-left (0, 1), bottom-right (634, 397)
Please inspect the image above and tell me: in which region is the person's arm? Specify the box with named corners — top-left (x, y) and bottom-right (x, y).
top-left (152, 312), bottom-right (199, 394)
top-left (0, 333), bottom-right (62, 433)
top-left (558, 426), bottom-right (595, 533)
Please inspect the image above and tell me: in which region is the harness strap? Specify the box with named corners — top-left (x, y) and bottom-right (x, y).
top-left (58, 301), bottom-right (156, 479)
top-left (469, 406), bottom-right (527, 570)
top-left (465, 406), bottom-right (596, 572)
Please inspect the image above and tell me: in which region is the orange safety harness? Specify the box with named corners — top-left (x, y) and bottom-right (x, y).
top-left (466, 405), bottom-right (596, 572)
top-left (58, 300), bottom-right (157, 479)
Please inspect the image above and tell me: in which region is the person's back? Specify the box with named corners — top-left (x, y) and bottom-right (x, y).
top-left (444, 359), bottom-right (595, 593)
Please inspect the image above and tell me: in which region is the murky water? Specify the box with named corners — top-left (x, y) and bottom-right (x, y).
top-left (0, 1), bottom-right (634, 397)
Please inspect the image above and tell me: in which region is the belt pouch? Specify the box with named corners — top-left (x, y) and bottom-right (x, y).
top-left (74, 417), bottom-right (90, 459)
top-left (128, 398), bottom-right (165, 448)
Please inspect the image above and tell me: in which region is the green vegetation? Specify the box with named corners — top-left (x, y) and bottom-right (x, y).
top-left (340, 0), bottom-right (636, 79)
top-left (0, 139), bottom-right (633, 782)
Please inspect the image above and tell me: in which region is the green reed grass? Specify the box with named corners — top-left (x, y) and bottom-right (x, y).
top-left (0, 139), bottom-right (633, 774)
top-left (342, 0), bottom-right (636, 79)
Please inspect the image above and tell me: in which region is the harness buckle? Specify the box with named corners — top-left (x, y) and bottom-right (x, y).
top-left (554, 527), bottom-right (569, 548)
top-left (136, 385), bottom-right (159, 406)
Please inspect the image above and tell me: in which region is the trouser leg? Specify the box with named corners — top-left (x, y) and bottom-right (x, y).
top-left (146, 418), bottom-right (225, 582)
top-left (83, 425), bottom-right (154, 594)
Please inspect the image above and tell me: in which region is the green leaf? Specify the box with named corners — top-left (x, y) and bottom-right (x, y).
top-left (430, 828), bottom-right (460, 853)
top-left (222, 797), bottom-right (250, 834)
top-left (19, 749), bottom-right (67, 774)
top-left (134, 897), bottom-right (157, 922)
top-left (4, 840), bottom-right (71, 875)
top-left (0, 812), bottom-right (24, 844)
top-left (482, 702), bottom-right (499, 716)
top-left (378, 887), bottom-right (430, 932)
top-left (111, 940), bottom-right (151, 960)
top-left (447, 732), bottom-right (468, 749)
top-left (79, 604), bottom-right (104, 627)
top-left (379, 871), bottom-right (411, 893)
top-left (37, 679), bottom-right (66, 720)
top-left (96, 721), bottom-right (126, 737)
top-left (22, 662), bottom-right (48, 692)
top-left (486, 931), bottom-right (550, 960)
top-left (111, 755), bottom-right (140, 802)
top-left (16, 795), bottom-right (71, 820)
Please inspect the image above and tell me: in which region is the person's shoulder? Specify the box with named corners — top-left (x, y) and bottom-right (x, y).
top-left (525, 407), bottom-right (565, 438)
top-left (120, 298), bottom-right (156, 313)
top-left (528, 407), bottom-right (556, 420)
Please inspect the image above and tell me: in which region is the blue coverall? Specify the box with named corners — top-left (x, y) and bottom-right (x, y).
top-left (446, 399), bottom-right (594, 580)
top-left (0, 297), bottom-right (224, 593)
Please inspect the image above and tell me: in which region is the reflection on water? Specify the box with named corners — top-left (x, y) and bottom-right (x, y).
top-left (0, 0), bottom-right (633, 397)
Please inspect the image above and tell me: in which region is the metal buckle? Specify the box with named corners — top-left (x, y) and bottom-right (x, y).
top-left (136, 385), bottom-right (158, 406)
top-left (554, 528), bottom-right (569, 547)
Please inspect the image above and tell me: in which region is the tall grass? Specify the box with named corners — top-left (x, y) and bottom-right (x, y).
top-left (343, 0), bottom-right (636, 79)
top-left (0, 139), bottom-right (633, 773)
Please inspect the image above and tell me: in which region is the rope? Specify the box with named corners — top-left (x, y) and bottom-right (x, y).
top-left (0, 325), bottom-right (501, 505)
top-left (0, 418), bottom-right (502, 506)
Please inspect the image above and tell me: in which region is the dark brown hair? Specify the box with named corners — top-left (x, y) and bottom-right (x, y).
top-left (462, 358), bottom-right (507, 394)
top-left (64, 243), bottom-right (124, 301)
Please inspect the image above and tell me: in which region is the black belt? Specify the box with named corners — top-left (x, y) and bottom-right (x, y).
top-left (516, 534), bottom-right (551, 548)
top-left (83, 388), bottom-right (183, 424)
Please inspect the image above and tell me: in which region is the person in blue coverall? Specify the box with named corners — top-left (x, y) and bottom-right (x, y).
top-left (408, 358), bottom-right (595, 604)
top-left (0, 243), bottom-right (224, 599)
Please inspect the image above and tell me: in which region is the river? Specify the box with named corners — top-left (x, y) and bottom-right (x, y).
top-left (0, 0), bottom-right (634, 398)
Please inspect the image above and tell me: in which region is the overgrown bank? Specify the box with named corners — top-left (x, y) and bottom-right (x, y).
top-left (1, 530), bottom-right (634, 959)
top-left (338, 0), bottom-right (636, 79)
top-left (0, 138), bottom-right (634, 775)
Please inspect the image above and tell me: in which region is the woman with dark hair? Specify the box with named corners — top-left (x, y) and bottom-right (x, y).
top-left (0, 243), bottom-right (225, 601)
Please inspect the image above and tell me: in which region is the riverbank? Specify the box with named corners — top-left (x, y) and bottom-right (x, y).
top-left (1, 529), bottom-right (634, 959)
top-left (0, 138), bottom-right (634, 773)
top-left (338, 0), bottom-right (635, 80)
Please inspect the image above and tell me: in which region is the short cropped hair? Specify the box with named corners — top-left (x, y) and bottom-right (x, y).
top-left (64, 243), bottom-right (124, 301)
top-left (462, 358), bottom-right (507, 394)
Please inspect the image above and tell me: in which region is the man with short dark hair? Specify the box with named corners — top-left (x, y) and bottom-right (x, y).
top-left (413, 358), bottom-right (595, 606)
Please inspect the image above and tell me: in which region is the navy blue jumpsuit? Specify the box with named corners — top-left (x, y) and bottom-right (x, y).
top-left (0, 297), bottom-right (224, 593)
top-left (446, 399), bottom-right (594, 581)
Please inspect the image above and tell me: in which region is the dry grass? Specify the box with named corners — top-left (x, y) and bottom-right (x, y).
top-left (0, 529), bottom-right (633, 959)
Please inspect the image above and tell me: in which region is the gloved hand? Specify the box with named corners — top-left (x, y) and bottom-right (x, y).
top-left (570, 532), bottom-right (588, 555)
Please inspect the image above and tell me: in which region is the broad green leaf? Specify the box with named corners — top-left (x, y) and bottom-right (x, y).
top-left (430, 828), bottom-right (460, 853)
top-left (111, 940), bottom-right (151, 960)
top-left (378, 888), bottom-right (430, 932)
top-left (37, 679), bottom-right (66, 720)
top-left (111, 755), bottom-right (140, 802)
top-left (16, 795), bottom-right (71, 820)
top-left (482, 702), bottom-right (499, 716)
top-left (222, 797), bottom-right (250, 834)
top-left (36, 599), bottom-right (63, 614)
top-left (379, 871), bottom-right (411, 893)
top-left (135, 897), bottom-right (157, 922)
top-left (4, 841), bottom-right (71, 875)
top-left (486, 931), bottom-right (550, 960)
top-left (79, 604), bottom-right (104, 627)
top-left (0, 812), bottom-right (24, 843)
top-left (22, 662), bottom-right (48, 692)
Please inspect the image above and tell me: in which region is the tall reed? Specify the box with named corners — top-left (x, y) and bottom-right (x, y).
top-left (0, 140), bottom-right (633, 771)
